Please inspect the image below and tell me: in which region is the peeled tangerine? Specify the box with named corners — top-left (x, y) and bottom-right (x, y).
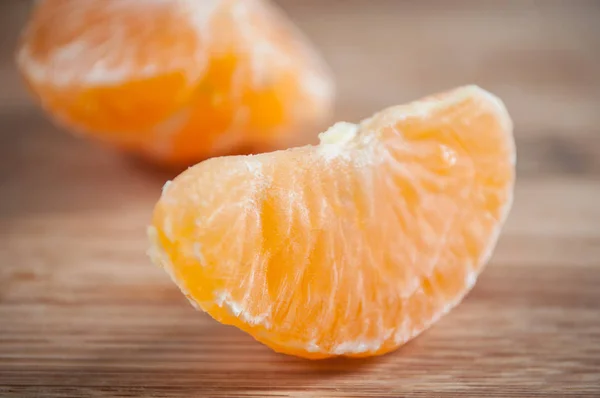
top-left (148, 86), bottom-right (516, 359)
top-left (16, 0), bottom-right (333, 166)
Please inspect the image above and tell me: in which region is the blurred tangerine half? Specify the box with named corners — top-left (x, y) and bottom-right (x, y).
top-left (17, 0), bottom-right (334, 165)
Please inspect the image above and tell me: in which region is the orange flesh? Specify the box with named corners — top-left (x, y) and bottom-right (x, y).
top-left (148, 86), bottom-right (515, 359)
top-left (17, 0), bottom-right (334, 165)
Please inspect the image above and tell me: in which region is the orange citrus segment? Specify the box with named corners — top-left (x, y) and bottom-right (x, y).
top-left (148, 86), bottom-right (515, 359)
top-left (17, 0), bottom-right (334, 165)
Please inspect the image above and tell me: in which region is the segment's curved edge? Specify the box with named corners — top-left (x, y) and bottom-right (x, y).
top-left (468, 85), bottom-right (516, 267)
top-left (146, 225), bottom-right (204, 311)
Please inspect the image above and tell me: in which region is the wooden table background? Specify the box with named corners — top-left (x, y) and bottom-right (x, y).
top-left (1, 1), bottom-right (599, 397)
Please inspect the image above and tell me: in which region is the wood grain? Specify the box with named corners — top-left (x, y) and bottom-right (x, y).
top-left (1, 1), bottom-right (600, 397)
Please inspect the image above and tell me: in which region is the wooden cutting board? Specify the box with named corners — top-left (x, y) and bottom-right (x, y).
top-left (1, 1), bottom-right (599, 396)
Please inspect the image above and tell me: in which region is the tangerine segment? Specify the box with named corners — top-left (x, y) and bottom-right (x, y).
top-left (17, 0), bottom-right (334, 165)
top-left (148, 86), bottom-right (515, 359)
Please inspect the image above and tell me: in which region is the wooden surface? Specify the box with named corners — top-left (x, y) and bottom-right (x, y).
top-left (1, 1), bottom-right (600, 396)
